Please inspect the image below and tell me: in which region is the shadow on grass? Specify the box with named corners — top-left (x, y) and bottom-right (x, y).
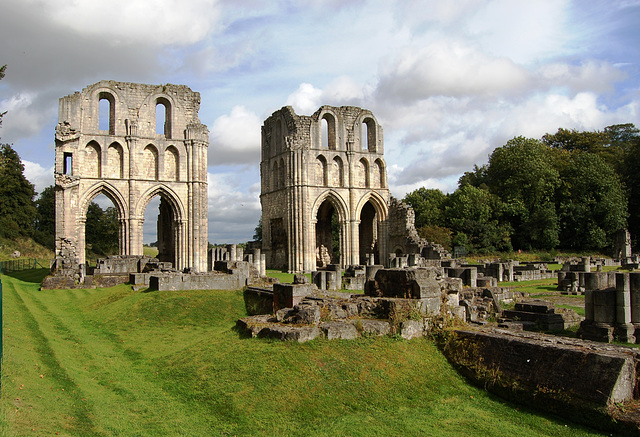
top-left (2, 268), bottom-right (50, 284)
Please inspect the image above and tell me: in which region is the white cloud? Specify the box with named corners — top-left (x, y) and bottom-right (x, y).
top-left (22, 160), bottom-right (54, 194)
top-left (36, 0), bottom-right (223, 46)
top-left (376, 41), bottom-right (531, 102)
top-left (207, 172), bottom-right (261, 243)
top-left (209, 106), bottom-right (262, 165)
top-left (285, 83), bottom-right (323, 115)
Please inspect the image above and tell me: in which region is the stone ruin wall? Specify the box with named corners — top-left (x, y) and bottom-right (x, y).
top-left (260, 105), bottom-right (390, 273)
top-left (53, 80), bottom-right (209, 274)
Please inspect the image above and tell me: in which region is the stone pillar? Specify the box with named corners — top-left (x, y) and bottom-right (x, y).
top-left (615, 272), bottom-right (635, 343)
top-left (582, 256), bottom-right (591, 273)
top-left (584, 289), bottom-right (594, 322)
top-left (260, 253), bottom-right (266, 277)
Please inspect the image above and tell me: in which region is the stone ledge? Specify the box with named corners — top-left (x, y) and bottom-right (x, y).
top-left (442, 328), bottom-right (640, 434)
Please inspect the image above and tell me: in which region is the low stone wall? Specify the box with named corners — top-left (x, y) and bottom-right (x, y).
top-left (149, 272), bottom-right (247, 291)
top-left (442, 328), bottom-right (640, 433)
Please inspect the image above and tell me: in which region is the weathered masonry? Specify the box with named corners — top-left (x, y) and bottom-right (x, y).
top-left (54, 81), bottom-right (209, 271)
top-left (260, 105), bottom-right (390, 272)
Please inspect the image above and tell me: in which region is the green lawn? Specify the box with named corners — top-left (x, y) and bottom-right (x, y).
top-left (0, 269), bottom-right (602, 436)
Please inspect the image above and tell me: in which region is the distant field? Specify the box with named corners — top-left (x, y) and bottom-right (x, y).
top-left (0, 269), bottom-right (602, 436)
top-left (143, 245), bottom-right (159, 257)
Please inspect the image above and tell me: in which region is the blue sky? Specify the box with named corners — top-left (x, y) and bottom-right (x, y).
top-left (1, 0), bottom-right (639, 243)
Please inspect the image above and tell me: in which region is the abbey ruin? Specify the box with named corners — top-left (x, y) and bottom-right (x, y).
top-left (52, 81), bottom-right (209, 272)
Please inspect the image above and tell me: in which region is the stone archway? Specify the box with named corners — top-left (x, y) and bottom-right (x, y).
top-left (54, 81), bottom-right (209, 271)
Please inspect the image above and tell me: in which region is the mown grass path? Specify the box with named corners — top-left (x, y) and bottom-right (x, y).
top-left (1, 269), bottom-right (604, 436)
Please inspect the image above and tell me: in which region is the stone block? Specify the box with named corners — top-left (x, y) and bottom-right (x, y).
top-left (400, 320), bottom-right (425, 340)
top-left (273, 283), bottom-right (317, 311)
top-left (321, 322), bottom-right (358, 340)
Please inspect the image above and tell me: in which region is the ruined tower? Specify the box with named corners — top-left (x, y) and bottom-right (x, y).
top-left (54, 81), bottom-right (209, 271)
top-left (260, 105), bottom-right (390, 272)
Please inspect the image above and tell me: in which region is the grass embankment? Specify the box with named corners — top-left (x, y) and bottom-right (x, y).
top-left (1, 269), bottom-right (602, 436)
top-left (0, 238), bottom-right (53, 262)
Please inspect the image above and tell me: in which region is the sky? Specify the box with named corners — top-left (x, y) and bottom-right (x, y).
top-left (1, 0), bottom-right (639, 244)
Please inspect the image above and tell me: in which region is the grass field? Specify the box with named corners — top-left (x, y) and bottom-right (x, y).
top-left (0, 269), bottom-right (603, 436)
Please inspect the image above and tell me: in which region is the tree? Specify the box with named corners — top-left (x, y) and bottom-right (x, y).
top-left (622, 135), bottom-right (640, 248)
top-left (403, 187), bottom-right (447, 228)
top-left (85, 202), bottom-right (119, 255)
top-left (253, 217), bottom-right (262, 242)
top-left (34, 185), bottom-right (56, 249)
top-left (486, 137), bottom-right (560, 250)
top-left (0, 144), bottom-right (37, 239)
top-left (443, 184), bottom-right (512, 253)
top-left (0, 65), bottom-right (6, 127)
top-left (558, 152), bottom-right (628, 251)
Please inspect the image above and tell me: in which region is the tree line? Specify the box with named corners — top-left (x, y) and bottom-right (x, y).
top-left (404, 124), bottom-right (640, 255)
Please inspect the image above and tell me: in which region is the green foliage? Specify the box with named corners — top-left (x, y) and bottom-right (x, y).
top-left (1, 272), bottom-right (602, 435)
top-left (444, 184), bottom-right (512, 252)
top-left (253, 217), bottom-right (262, 241)
top-left (0, 144), bottom-right (37, 239)
top-left (85, 202), bottom-right (119, 256)
top-left (417, 225), bottom-right (452, 250)
top-left (33, 185), bottom-right (56, 249)
top-left (403, 187), bottom-right (447, 228)
top-left (0, 65), bottom-right (6, 126)
top-left (486, 137), bottom-right (560, 250)
top-left (558, 152), bottom-right (627, 251)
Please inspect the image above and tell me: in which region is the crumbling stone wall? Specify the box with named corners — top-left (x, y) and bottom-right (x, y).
top-left (54, 81), bottom-right (209, 272)
top-left (260, 105), bottom-right (390, 272)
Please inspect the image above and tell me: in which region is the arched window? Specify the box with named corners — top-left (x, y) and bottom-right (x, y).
top-left (279, 158), bottom-right (285, 188)
top-left (332, 156), bottom-right (344, 187)
top-left (321, 113), bottom-right (337, 150)
top-left (85, 142), bottom-right (101, 178)
top-left (317, 155), bottom-right (328, 186)
top-left (156, 98), bottom-right (171, 138)
top-left (275, 119), bottom-right (283, 154)
top-left (165, 146), bottom-right (179, 181)
top-left (98, 92), bottom-right (115, 135)
top-left (358, 158), bottom-right (370, 188)
top-left (375, 159), bottom-right (385, 188)
top-left (272, 161), bottom-right (279, 189)
top-left (361, 117), bottom-right (376, 152)
top-left (143, 145), bottom-right (159, 180)
top-left (106, 143), bottom-right (124, 179)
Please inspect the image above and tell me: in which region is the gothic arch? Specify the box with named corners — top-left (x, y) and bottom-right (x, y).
top-left (79, 181), bottom-right (129, 221)
top-left (142, 144), bottom-right (159, 180)
top-left (355, 191), bottom-right (388, 222)
top-left (311, 190), bottom-right (349, 224)
top-left (316, 154), bottom-right (328, 186)
top-left (356, 111), bottom-right (380, 153)
top-left (106, 142), bottom-right (124, 179)
top-left (136, 184), bottom-right (185, 221)
top-left (84, 141), bottom-right (101, 178)
top-left (164, 145), bottom-right (180, 181)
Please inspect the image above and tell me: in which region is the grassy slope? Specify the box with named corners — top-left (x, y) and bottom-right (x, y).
top-left (0, 238), bottom-right (53, 262)
top-left (1, 270), bottom-right (602, 436)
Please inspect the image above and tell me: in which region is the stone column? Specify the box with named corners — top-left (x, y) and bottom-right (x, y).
top-left (615, 272), bottom-right (635, 343)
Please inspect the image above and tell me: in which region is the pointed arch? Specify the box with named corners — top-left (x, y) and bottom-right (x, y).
top-left (272, 160), bottom-right (279, 189)
top-left (317, 154), bottom-right (328, 186)
top-left (79, 181), bottom-right (129, 222)
top-left (84, 141), bottom-right (101, 178)
top-left (332, 155), bottom-right (344, 187)
top-left (142, 144), bottom-right (159, 180)
top-left (136, 184), bottom-right (186, 222)
top-left (358, 157), bottom-right (370, 188)
top-left (106, 142), bottom-right (124, 179)
top-left (164, 145), bottom-right (180, 181)
top-left (374, 158), bottom-right (386, 188)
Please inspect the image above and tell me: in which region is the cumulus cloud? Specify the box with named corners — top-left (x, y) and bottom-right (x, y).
top-left (207, 172), bottom-right (261, 243)
top-left (285, 83), bottom-right (323, 115)
top-left (36, 0), bottom-right (223, 46)
top-left (376, 41), bottom-right (531, 102)
top-left (209, 106), bottom-right (262, 165)
top-left (22, 160), bottom-right (54, 195)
